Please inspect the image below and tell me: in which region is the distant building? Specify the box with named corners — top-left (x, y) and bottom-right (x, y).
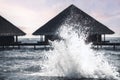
top-left (33, 5), bottom-right (114, 43)
top-left (0, 15), bottom-right (26, 45)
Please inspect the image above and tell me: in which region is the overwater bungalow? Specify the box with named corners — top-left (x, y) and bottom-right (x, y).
top-left (33, 4), bottom-right (114, 44)
top-left (0, 15), bottom-right (26, 46)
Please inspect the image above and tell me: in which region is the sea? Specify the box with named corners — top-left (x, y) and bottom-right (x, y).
top-left (0, 36), bottom-right (120, 80)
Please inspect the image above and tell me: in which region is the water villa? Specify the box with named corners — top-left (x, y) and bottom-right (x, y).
top-left (0, 5), bottom-right (120, 50)
top-left (33, 5), bottom-right (114, 44)
top-left (0, 15), bottom-right (26, 47)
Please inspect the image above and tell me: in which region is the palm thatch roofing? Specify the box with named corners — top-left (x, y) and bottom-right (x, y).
top-left (0, 16), bottom-right (26, 36)
top-left (33, 4), bottom-right (114, 35)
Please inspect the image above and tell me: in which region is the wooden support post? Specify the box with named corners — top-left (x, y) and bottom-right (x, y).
top-left (16, 36), bottom-right (18, 43)
top-left (2, 46), bottom-right (5, 49)
top-left (96, 34), bottom-right (99, 50)
top-left (113, 45), bottom-right (115, 50)
top-left (104, 34), bottom-right (105, 42)
top-left (18, 44), bottom-right (20, 49)
top-left (97, 34), bottom-right (98, 43)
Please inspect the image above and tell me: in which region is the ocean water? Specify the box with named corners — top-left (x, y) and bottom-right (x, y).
top-left (0, 38), bottom-right (120, 80)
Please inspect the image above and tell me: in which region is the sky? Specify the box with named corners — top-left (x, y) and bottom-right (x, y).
top-left (0, 0), bottom-right (120, 37)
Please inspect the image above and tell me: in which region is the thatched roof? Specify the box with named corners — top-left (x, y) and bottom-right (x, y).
top-left (0, 16), bottom-right (26, 36)
top-left (33, 4), bottom-right (114, 35)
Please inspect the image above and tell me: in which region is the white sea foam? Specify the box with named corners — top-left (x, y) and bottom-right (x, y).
top-left (37, 23), bottom-right (120, 80)
top-left (36, 12), bottom-right (120, 79)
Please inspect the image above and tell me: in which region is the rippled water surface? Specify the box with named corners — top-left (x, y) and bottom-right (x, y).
top-left (0, 39), bottom-right (120, 80)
